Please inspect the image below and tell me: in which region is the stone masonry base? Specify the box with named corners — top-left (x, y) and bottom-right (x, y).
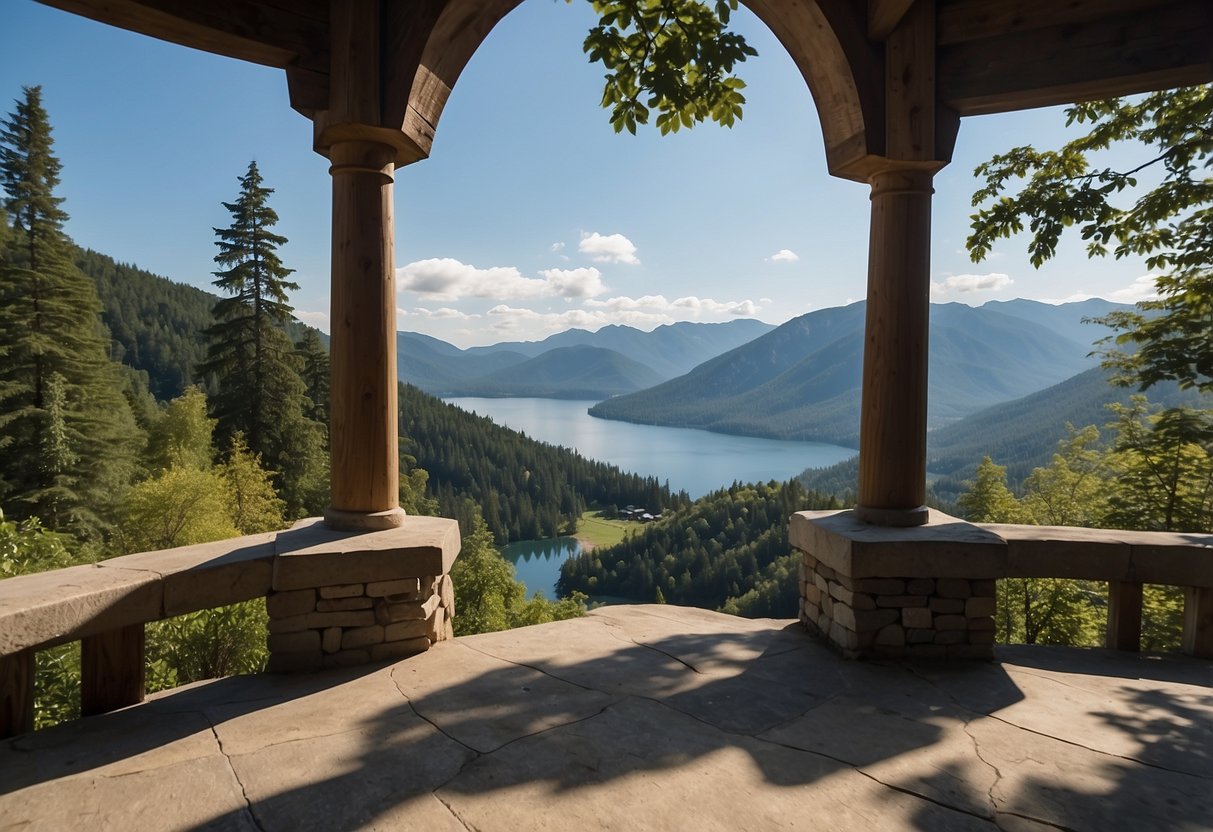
top-left (791, 509), bottom-right (1005, 660)
top-left (265, 516), bottom-right (460, 672)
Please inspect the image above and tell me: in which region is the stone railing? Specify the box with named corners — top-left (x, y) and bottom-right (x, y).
top-left (0, 516), bottom-right (460, 738)
top-left (791, 509), bottom-right (1213, 661)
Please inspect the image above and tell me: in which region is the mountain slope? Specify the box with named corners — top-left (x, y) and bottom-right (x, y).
top-left (463, 319), bottom-right (775, 379)
top-left (799, 366), bottom-right (1212, 500)
top-left (590, 301), bottom-right (1101, 445)
top-left (446, 345), bottom-right (665, 399)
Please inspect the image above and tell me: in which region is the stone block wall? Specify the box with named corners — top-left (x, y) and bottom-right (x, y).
top-left (267, 575), bottom-right (455, 671)
top-left (264, 516), bottom-right (460, 672)
top-left (798, 550), bottom-right (996, 659)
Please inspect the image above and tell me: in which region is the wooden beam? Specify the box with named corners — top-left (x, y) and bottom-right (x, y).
top-left (1183, 586), bottom-right (1213, 659)
top-left (81, 624), bottom-right (145, 717)
top-left (868, 0), bottom-right (915, 41)
top-left (0, 650), bottom-right (34, 739)
top-left (1106, 581), bottom-right (1143, 652)
top-left (885, 0), bottom-right (935, 161)
top-left (38, 0), bottom-right (329, 72)
top-left (939, 0), bottom-right (1213, 116)
top-left (937, 0), bottom-right (1164, 47)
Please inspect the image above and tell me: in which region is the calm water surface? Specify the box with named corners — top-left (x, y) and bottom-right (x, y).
top-left (449, 397), bottom-right (857, 598)
top-left (445, 397), bottom-right (856, 499)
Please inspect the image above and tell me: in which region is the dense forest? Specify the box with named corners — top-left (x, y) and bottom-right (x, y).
top-left (559, 480), bottom-right (842, 617)
top-left (400, 382), bottom-right (687, 543)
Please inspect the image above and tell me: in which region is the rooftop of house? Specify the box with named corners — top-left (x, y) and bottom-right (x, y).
top-left (2, 603), bottom-right (1210, 831)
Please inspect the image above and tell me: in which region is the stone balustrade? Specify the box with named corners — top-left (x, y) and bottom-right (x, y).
top-left (0, 515), bottom-right (460, 738)
top-left (792, 509), bottom-right (1213, 660)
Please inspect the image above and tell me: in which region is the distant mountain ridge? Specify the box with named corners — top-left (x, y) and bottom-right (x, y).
top-left (589, 299), bottom-right (1129, 446)
top-left (397, 318), bottom-right (775, 399)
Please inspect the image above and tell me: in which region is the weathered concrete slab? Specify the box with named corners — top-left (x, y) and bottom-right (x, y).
top-left (0, 754), bottom-right (256, 831)
top-left (1, 606), bottom-right (1210, 831)
top-left (392, 640), bottom-right (616, 753)
top-left (440, 696), bottom-right (988, 831)
top-left (272, 517), bottom-right (460, 590)
top-left (0, 564), bottom-right (162, 654)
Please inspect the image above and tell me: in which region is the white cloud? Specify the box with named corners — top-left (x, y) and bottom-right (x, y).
top-left (1108, 274), bottom-right (1161, 303)
top-left (397, 258), bottom-right (605, 301)
top-left (550, 242), bottom-right (565, 252)
top-left (931, 272), bottom-right (1013, 298)
top-left (399, 306), bottom-right (480, 320)
top-left (767, 249), bottom-right (799, 264)
top-left (295, 310), bottom-right (329, 331)
top-left (584, 294), bottom-right (762, 318)
top-left (537, 267), bottom-right (605, 299)
top-left (482, 293), bottom-right (765, 339)
top-left (579, 232), bottom-right (639, 265)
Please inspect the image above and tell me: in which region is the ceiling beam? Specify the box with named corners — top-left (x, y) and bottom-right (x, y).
top-left (868, 0), bottom-right (916, 40)
top-left (939, 0), bottom-right (1213, 115)
top-left (38, 0), bottom-right (328, 72)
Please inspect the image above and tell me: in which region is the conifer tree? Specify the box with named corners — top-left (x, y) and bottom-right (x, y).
top-left (0, 85), bottom-right (139, 536)
top-left (295, 329), bottom-right (330, 428)
top-left (197, 162), bottom-right (324, 515)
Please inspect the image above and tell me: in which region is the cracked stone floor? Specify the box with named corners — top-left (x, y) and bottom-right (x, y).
top-left (2, 605), bottom-right (1211, 831)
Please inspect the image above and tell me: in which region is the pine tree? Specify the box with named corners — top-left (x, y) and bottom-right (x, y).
top-left (0, 86), bottom-right (140, 537)
top-left (197, 162), bottom-right (324, 516)
top-left (295, 329), bottom-right (330, 428)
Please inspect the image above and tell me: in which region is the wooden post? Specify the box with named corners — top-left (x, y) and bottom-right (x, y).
top-left (81, 624), bottom-right (145, 717)
top-left (1182, 586), bottom-right (1213, 659)
top-left (0, 649), bottom-right (35, 738)
top-left (854, 166), bottom-right (934, 526)
top-left (323, 139), bottom-right (405, 531)
top-left (854, 0), bottom-right (939, 527)
top-left (1106, 580), bottom-right (1143, 652)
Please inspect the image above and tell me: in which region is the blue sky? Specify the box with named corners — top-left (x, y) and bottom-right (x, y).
top-left (2, 0), bottom-right (1159, 347)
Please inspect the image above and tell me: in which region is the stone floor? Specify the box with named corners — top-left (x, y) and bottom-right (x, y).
top-left (1, 605), bottom-right (1211, 831)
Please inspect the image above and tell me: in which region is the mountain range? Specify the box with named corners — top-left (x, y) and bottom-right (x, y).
top-left (397, 319), bottom-right (775, 398)
top-left (587, 298), bottom-right (1126, 446)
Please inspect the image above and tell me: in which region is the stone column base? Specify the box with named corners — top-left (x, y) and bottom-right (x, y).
top-left (791, 509), bottom-right (1006, 660)
top-left (265, 516), bottom-right (460, 672)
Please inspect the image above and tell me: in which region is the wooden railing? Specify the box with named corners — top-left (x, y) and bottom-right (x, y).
top-left (980, 523), bottom-right (1213, 656)
top-left (0, 516), bottom-right (461, 739)
top-left (0, 531), bottom-right (278, 738)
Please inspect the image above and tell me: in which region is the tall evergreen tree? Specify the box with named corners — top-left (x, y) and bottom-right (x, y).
top-left (295, 329), bottom-right (330, 429)
top-left (0, 86), bottom-right (139, 536)
top-left (197, 162), bottom-right (324, 516)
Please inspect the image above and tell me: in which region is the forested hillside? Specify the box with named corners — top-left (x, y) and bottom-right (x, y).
top-left (77, 247), bottom-right (321, 403)
top-left (399, 383), bottom-right (688, 543)
top-left (559, 480), bottom-right (842, 617)
top-left (799, 366), bottom-right (1212, 504)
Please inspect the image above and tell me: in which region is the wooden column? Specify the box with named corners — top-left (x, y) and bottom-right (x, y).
top-left (324, 139), bottom-right (404, 531)
top-left (1182, 586), bottom-right (1213, 659)
top-left (81, 624), bottom-right (145, 717)
top-left (854, 0), bottom-right (939, 527)
top-left (0, 649), bottom-right (34, 738)
top-left (1106, 580), bottom-right (1143, 652)
top-left (854, 165), bottom-right (934, 526)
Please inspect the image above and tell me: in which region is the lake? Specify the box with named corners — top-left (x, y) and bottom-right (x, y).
top-left (445, 397), bottom-right (856, 499)
top-left (448, 397), bottom-right (857, 598)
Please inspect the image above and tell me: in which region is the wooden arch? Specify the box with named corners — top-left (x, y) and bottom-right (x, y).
top-left (396, 0), bottom-right (884, 180)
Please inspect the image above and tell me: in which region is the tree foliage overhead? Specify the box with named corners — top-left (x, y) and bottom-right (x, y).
top-left (968, 84), bottom-right (1213, 395)
top-left (576, 0), bottom-right (757, 134)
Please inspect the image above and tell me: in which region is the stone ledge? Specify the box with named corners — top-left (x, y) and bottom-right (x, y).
top-left (790, 509), bottom-right (1007, 579)
top-left (0, 565), bottom-right (163, 655)
top-left (273, 517), bottom-right (460, 591)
